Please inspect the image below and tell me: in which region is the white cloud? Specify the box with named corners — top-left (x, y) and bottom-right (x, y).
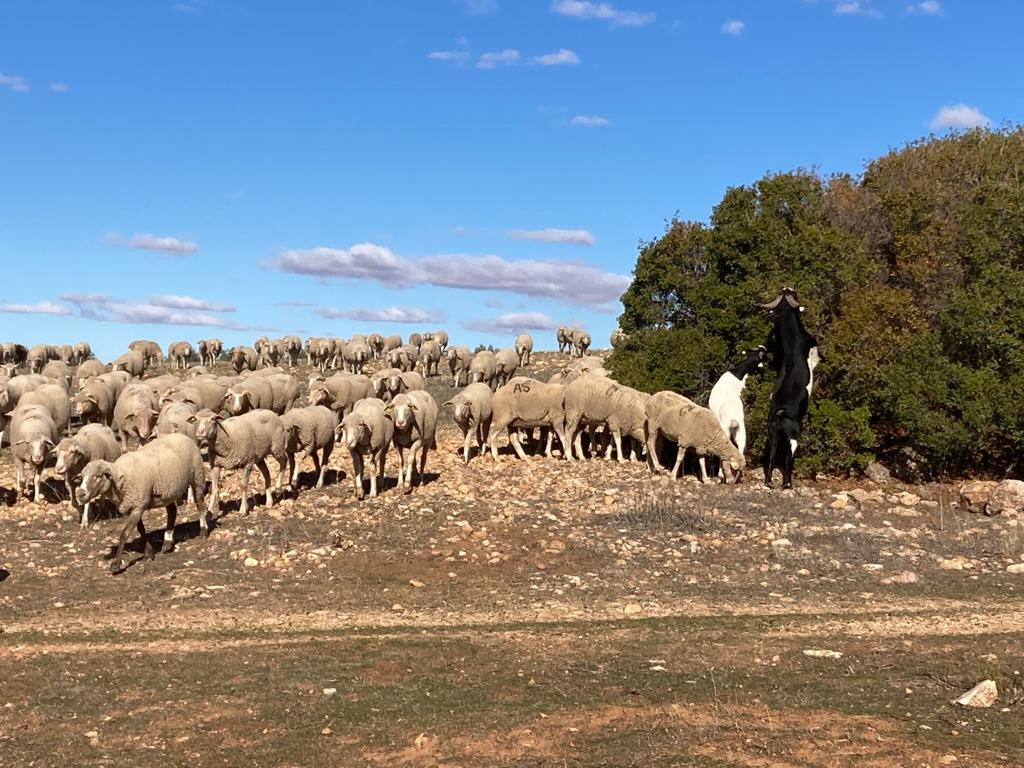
top-left (0, 72), bottom-right (29, 93)
top-left (477, 49), bottom-right (520, 69)
top-left (272, 299), bottom-right (315, 307)
top-left (270, 244), bottom-right (629, 310)
top-left (451, 225), bottom-right (470, 236)
top-left (460, 0), bottom-right (499, 14)
top-left (930, 103), bottom-right (991, 131)
top-left (171, 3), bottom-right (200, 13)
top-left (721, 20), bottom-right (744, 35)
top-left (105, 231), bottom-right (199, 255)
top-left (465, 312), bottom-right (558, 334)
top-left (148, 294), bottom-right (236, 312)
top-left (318, 306), bottom-right (447, 324)
top-left (907, 1), bottom-right (941, 13)
top-left (428, 50), bottom-right (471, 64)
top-left (0, 301), bottom-right (71, 316)
top-left (507, 228), bottom-right (597, 246)
top-left (571, 114), bottom-right (611, 127)
top-left (834, 1), bottom-right (883, 17)
top-left (533, 49), bottom-right (581, 66)
top-left (49, 82), bottom-right (69, 93)
top-left (550, 0), bottom-right (655, 27)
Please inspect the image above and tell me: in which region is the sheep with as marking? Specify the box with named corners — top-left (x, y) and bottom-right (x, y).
top-left (309, 374), bottom-right (373, 417)
top-left (418, 339), bottom-right (442, 377)
top-left (113, 383), bottom-right (159, 449)
top-left (76, 433), bottom-right (208, 572)
top-left (112, 350), bottom-right (146, 378)
top-left (514, 334), bottom-right (533, 366)
top-left (73, 378), bottom-right (118, 427)
top-left (564, 374), bottom-right (648, 462)
top-left (191, 408), bottom-right (288, 516)
top-left (489, 377), bottom-right (569, 461)
top-left (644, 391), bottom-right (744, 483)
top-left (493, 348), bottom-right (519, 388)
top-left (447, 346), bottom-right (472, 387)
top-left (280, 405), bottom-right (337, 489)
top-left (444, 383), bottom-right (493, 463)
top-left (10, 404), bottom-right (60, 502)
top-left (55, 424), bottom-right (121, 527)
top-left (469, 350), bottom-right (498, 391)
top-left (337, 397), bottom-right (393, 499)
top-left (386, 390), bottom-right (438, 494)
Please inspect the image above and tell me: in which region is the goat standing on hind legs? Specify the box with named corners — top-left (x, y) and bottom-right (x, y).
top-left (760, 288), bottom-right (819, 489)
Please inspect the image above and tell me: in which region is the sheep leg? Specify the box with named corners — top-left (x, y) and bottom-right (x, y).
top-left (33, 467), bottom-right (42, 503)
top-left (698, 456), bottom-right (710, 484)
top-left (111, 507), bottom-right (146, 573)
top-left (462, 427), bottom-right (473, 464)
top-left (239, 464), bottom-right (252, 515)
top-left (208, 466), bottom-right (221, 515)
top-left (545, 429), bottom-right (556, 458)
top-left (377, 449), bottom-right (387, 493)
top-left (164, 503), bottom-right (178, 553)
top-left (256, 459), bottom-right (274, 508)
top-left (509, 429), bottom-right (529, 461)
top-left (612, 429), bottom-right (626, 463)
top-left (351, 450), bottom-right (365, 499)
top-left (193, 479), bottom-right (208, 537)
top-left (490, 424), bottom-right (503, 460)
top-left (395, 445), bottom-right (405, 488)
top-left (287, 451), bottom-right (298, 488)
top-left (369, 452), bottom-right (380, 498)
top-left (312, 447), bottom-right (325, 488)
top-left (572, 428), bottom-right (584, 461)
top-left (418, 440), bottom-right (428, 480)
top-left (671, 445), bottom-right (685, 480)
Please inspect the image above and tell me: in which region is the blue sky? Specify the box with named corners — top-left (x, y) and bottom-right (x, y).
top-left (0, 0), bottom-right (1017, 360)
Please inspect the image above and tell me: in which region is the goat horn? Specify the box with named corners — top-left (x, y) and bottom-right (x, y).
top-left (784, 294), bottom-right (801, 309)
top-left (759, 295), bottom-right (785, 310)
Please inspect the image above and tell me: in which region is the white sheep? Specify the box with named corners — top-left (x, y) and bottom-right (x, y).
top-left (386, 390), bottom-right (438, 493)
top-left (10, 404), bottom-right (60, 502)
top-left (469, 350), bottom-right (498, 391)
top-left (54, 424), bottom-right (121, 527)
top-left (338, 398), bottom-right (393, 500)
top-left (281, 405), bottom-right (337, 489)
top-left (111, 350), bottom-right (146, 378)
top-left (73, 378), bottom-right (118, 427)
top-left (19, 384), bottom-right (71, 436)
top-left (418, 339), bottom-right (442, 377)
top-left (308, 374), bottom-right (373, 417)
top-left (489, 377), bottom-right (568, 460)
top-left (113, 383), bottom-right (159, 449)
top-left (644, 391), bottom-right (745, 483)
top-left (493, 348), bottom-right (519, 388)
top-left (444, 383), bottom-right (493, 463)
top-left (514, 334), bottom-right (533, 366)
top-left (76, 433), bottom-right (208, 573)
top-left (564, 374), bottom-right (649, 462)
top-left (387, 370), bottom-right (425, 400)
top-left (447, 346), bottom-right (472, 387)
top-left (156, 401), bottom-right (200, 441)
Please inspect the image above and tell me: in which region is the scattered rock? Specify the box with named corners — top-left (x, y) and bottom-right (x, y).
top-left (1006, 563), bottom-right (1024, 575)
top-left (938, 556), bottom-right (971, 571)
top-left (898, 491), bottom-right (921, 506)
top-left (771, 538), bottom-right (792, 549)
top-left (954, 680), bottom-right (998, 708)
top-left (409, 579), bottom-right (425, 588)
top-left (960, 480), bottom-right (998, 514)
top-left (830, 498), bottom-right (849, 510)
top-left (986, 480), bottom-right (1024, 517)
top-left (243, 557), bottom-right (259, 568)
top-left (865, 461), bottom-right (892, 486)
top-left (850, 487), bottom-right (884, 504)
top-left (881, 570), bottom-right (918, 585)
top-left (322, 687), bottom-right (337, 696)
top-left (803, 649), bottom-right (843, 659)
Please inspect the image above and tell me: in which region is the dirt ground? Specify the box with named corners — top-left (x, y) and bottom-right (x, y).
top-left (2, 353), bottom-right (1023, 767)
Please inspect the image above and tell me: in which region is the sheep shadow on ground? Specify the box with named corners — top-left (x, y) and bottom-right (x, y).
top-left (0, 568), bottom-right (9, 582)
top-left (103, 514), bottom-right (220, 572)
top-left (279, 468), bottom-right (347, 500)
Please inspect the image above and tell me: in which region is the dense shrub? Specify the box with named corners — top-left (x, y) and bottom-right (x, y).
top-left (609, 128), bottom-right (1024, 478)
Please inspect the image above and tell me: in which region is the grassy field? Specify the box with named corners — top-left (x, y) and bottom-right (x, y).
top-left (2, 353), bottom-right (1022, 766)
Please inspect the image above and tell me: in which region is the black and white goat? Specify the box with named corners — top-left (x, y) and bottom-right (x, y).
top-left (708, 346), bottom-right (766, 476)
top-left (761, 289), bottom-right (818, 488)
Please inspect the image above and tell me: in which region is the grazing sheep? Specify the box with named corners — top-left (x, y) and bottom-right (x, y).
top-left (707, 346), bottom-right (766, 475)
top-left (19, 384), bottom-right (71, 436)
top-left (161, 378), bottom-right (229, 413)
top-left (191, 408), bottom-right (288, 515)
top-left (493, 348), bottom-right (519, 388)
top-left (76, 358), bottom-right (108, 383)
top-left (308, 374), bottom-right (373, 417)
top-left (444, 382), bottom-right (493, 463)
top-left (280, 405), bottom-right (337, 489)
top-left (556, 327), bottom-right (572, 355)
top-left (489, 377), bottom-right (568, 460)
top-left (138, 374), bottom-right (181, 397)
top-left (112, 350), bottom-right (146, 378)
top-left (514, 334), bottom-right (533, 366)
top-left (73, 378), bottom-right (117, 427)
top-left (443, 346), bottom-right (469, 387)
top-left (366, 332), bottom-right (385, 359)
top-left (167, 341), bottom-right (194, 370)
top-left (10, 404), bottom-right (60, 501)
top-left (76, 433), bottom-right (208, 572)
top-left (564, 374), bottom-right (648, 462)
top-left (230, 345), bottom-right (259, 374)
top-left (418, 340), bottom-right (442, 377)
top-left (387, 370), bottom-right (425, 399)
top-left (570, 328), bottom-right (592, 358)
top-left (338, 398), bottom-right (393, 499)
top-left (387, 390), bottom-right (438, 493)
top-left (71, 341), bottom-right (93, 364)
top-left (113, 383), bottom-right (159, 449)
top-left (156, 401), bottom-right (200, 440)
top-left (644, 391), bottom-right (745, 483)
top-left (408, 332), bottom-right (422, 351)
top-left (128, 339), bottom-right (163, 365)
top-left (55, 424), bottom-right (121, 527)
top-left (40, 360), bottom-right (72, 391)
top-left (56, 344), bottom-right (74, 363)
top-left (469, 350), bottom-right (498, 391)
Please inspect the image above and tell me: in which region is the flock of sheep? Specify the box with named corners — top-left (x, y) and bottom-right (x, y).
top-left (0, 325), bottom-right (755, 573)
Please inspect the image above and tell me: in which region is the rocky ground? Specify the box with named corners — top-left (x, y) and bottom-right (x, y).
top-left (1, 353), bottom-right (1023, 766)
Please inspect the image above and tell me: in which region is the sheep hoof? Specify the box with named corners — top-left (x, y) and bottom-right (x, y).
top-left (109, 559), bottom-right (124, 574)
top-left (403, 485), bottom-right (413, 495)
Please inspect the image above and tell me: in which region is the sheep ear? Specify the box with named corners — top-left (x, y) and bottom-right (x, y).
top-left (408, 403), bottom-right (418, 412)
top-left (442, 400), bottom-right (453, 407)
